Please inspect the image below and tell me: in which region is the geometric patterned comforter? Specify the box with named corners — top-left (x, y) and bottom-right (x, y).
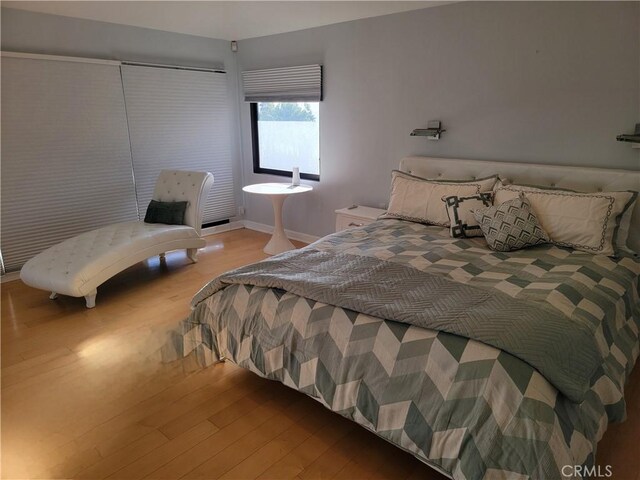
top-left (168, 220), bottom-right (640, 479)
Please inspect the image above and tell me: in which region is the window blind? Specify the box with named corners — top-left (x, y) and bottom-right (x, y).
top-left (120, 65), bottom-right (236, 223)
top-left (242, 64), bottom-right (322, 102)
top-left (0, 56), bottom-right (139, 272)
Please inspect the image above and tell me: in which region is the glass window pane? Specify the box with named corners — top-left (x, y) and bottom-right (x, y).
top-left (257, 102), bottom-right (319, 176)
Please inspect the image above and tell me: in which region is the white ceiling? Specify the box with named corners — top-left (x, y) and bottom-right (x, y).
top-left (2, 1), bottom-right (449, 40)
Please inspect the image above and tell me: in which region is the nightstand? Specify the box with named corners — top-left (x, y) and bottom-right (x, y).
top-left (335, 205), bottom-right (386, 232)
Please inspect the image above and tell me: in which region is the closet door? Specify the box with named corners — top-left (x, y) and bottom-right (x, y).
top-left (121, 65), bottom-right (236, 224)
top-left (1, 56), bottom-right (138, 272)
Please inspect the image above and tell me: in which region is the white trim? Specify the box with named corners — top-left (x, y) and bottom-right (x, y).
top-left (201, 220), bottom-right (244, 236)
top-left (1, 52), bottom-right (225, 73)
top-left (1, 271), bottom-right (21, 284)
top-left (122, 61), bottom-right (224, 74)
top-left (243, 220), bottom-right (320, 245)
top-left (1, 51), bottom-right (121, 66)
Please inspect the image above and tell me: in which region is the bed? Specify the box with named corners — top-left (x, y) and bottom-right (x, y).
top-left (167, 157), bottom-right (640, 479)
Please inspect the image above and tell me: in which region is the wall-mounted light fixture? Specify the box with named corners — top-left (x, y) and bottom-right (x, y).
top-left (616, 124), bottom-right (640, 146)
top-left (410, 120), bottom-right (446, 140)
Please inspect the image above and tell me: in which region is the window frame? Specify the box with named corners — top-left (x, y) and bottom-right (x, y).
top-left (250, 102), bottom-right (320, 182)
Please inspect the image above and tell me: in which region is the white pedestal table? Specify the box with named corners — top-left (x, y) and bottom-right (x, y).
top-left (242, 183), bottom-right (313, 255)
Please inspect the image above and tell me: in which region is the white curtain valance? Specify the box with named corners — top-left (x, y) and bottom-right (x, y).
top-left (242, 64), bottom-right (322, 102)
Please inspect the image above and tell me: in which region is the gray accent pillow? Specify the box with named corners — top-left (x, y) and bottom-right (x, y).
top-left (144, 200), bottom-right (188, 225)
top-left (473, 194), bottom-right (550, 252)
top-left (443, 193), bottom-right (493, 238)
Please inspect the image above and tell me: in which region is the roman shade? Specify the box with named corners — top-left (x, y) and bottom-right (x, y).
top-left (242, 64), bottom-right (322, 102)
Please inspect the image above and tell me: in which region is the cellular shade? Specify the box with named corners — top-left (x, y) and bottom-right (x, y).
top-left (1, 56), bottom-right (139, 272)
top-left (121, 64), bottom-right (236, 224)
top-left (242, 64), bottom-right (322, 102)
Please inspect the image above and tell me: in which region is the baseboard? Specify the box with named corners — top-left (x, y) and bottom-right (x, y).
top-left (201, 220), bottom-right (244, 236)
top-left (242, 220), bottom-right (320, 245)
top-left (1, 271), bottom-right (21, 284)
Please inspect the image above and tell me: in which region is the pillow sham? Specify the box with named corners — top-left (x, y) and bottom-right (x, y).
top-left (493, 180), bottom-right (637, 256)
top-left (144, 200), bottom-right (188, 225)
top-left (443, 193), bottom-right (493, 238)
top-left (473, 194), bottom-right (550, 252)
top-left (381, 170), bottom-right (498, 226)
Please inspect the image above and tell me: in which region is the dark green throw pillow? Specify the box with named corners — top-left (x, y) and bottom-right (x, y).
top-left (144, 200), bottom-right (188, 225)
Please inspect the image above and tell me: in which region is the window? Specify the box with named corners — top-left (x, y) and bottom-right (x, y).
top-left (251, 102), bottom-right (320, 181)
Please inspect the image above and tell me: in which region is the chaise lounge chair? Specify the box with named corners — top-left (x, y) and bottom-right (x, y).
top-left (20, 170), bottom-right (214, 308)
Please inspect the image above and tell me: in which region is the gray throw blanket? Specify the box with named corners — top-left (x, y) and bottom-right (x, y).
top-left (192, 248), bottom-right (600, 402)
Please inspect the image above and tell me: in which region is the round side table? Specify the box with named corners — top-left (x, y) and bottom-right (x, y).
top-left (242, 183), bottom-right (313, 255)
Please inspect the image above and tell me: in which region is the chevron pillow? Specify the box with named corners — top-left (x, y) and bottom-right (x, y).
top-left (473, 194), bottom-right (550, 252)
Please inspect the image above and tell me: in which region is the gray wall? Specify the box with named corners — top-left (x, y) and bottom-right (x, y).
top-left (237, 1), bottom-right (640, 238)
top-left (3, 4), bottom-right (639, 239)
top-left (1, 7), bottom-right (245, 215)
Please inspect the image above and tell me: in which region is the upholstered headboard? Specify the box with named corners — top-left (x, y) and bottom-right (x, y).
top-left (152, 170), bottom-right (214, 235)
top-left (399, 156), bottom-right (640, 251)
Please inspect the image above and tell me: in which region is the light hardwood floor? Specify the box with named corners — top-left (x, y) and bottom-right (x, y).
top-left (2, 228), bottom-right (639, 480)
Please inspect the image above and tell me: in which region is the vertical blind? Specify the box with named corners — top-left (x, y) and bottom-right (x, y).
top-left (1, 56), bottom-right (139, 272)
top-left (242, 64), bottom-right (322, 102)
top-left (121, 65), bottom-right (236, 223)
top-left (1, 54), bottom-right (236, 273)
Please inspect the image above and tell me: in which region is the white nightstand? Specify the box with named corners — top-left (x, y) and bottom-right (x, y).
top-left (335, 205), bottom-right (386, 232)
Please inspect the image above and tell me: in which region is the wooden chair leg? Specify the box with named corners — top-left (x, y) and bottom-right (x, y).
top-left (49, 292), bottom-right (58, 300)
top-left (187, 248), bottom-right (198, 263)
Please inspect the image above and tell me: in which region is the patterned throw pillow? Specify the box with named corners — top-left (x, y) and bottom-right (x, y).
top-left (473, 194), bottom-right (550, 252)
top-left (443, 193), bottom-right (493, 238)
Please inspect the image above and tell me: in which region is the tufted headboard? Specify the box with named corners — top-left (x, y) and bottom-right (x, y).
top-left (152, 170), bottom-right (214, 235)
top-left (399, 156), bottom-right (640, 251)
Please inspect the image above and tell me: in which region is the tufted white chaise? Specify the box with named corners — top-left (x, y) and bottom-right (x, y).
top-left (20, 170), bottom-right (214, 308)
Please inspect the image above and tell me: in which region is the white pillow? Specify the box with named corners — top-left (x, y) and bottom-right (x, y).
top-left (382, 170), bottom-right (498, 226)
top-left (493, 180), bottom-right (637, 256)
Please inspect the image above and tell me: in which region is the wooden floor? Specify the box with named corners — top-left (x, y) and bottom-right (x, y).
top-left (1, 228), bottom-right (639, 480)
